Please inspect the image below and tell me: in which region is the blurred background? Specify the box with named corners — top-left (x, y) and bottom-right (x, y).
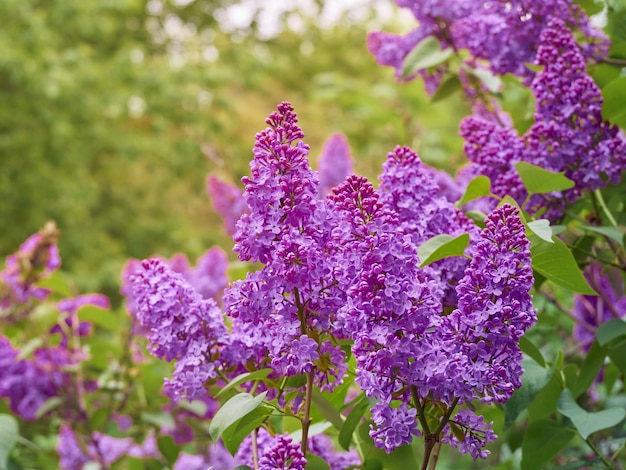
top-left (0, 0), bottom-right (469, 302)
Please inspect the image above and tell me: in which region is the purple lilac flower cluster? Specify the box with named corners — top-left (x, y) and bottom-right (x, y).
top-left (0, 293), bottom-right (109, 421)
top-left (572, 263), bottom-right (626, 351)
top-left (378, 145), bottom-right (479, 306)
top-left (317, 132), bottom-right (354, 196)
top-left (129, 103), bottom-right (536, 461)
top-left (223, 102), bottom-right (349, 395)
top-left (236, 429), bottom-right (359, 470)
top-left (442, 204), bottom-right (536, 405)
top-left (460, 18), bottom-right (626, 217)
top-left (368, 0), bottom-right (606, 92)
top-left (329, 169), bottom-right (535, 457)
top-left (207, 174), bottom-right (249, 237)
top-left (1, 221), bottom-right (60, 309)
top-left (130, 258), bottom-right (228, 400)
top-left (57, 424), bottom-right (160, 469)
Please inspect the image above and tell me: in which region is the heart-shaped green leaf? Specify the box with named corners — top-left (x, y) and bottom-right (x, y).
top-left (515, 161), bottom-right (575, 194)
top-left (418, 233), bottom-right (470, 267)
top-left (527, 219), bottom-right (553, 243)
top-left (209, 391), bottom-right (267, 441)
top-left (557, 389), bottom-right (626, 439)
top-left (401, 36), bottom-right (453, 79)
top-left (456, 175), bottom-right (491, 209)
top-left (0, 415), bottom-right (18, 470)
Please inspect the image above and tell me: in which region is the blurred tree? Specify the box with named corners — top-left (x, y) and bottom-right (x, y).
top-left (0, 0), bottom-right (467, 302)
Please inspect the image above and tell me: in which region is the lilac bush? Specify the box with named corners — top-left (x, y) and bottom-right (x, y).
top-left (3, 2), bottom-right (626, 468)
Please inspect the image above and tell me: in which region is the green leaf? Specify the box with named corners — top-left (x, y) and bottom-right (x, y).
top-left (597, 319), bottom-right (626, 347)
top-left (401, 36), bottom-right (453, 79)
top-left (216, 368), bottom-right (272, 397)
top-left (221, 405), bottom-right (272, 455)
top-left (597, 321), bottom-right (626, 372)
top-left (17, 338), bottom-right (44, 360)
top-left (526, 219), bottom-right (554, 243)
top-left (77, 305), bottom-right (118, 331)
top-left (529, 234), bottom-right (595, 294)
top-left (418, 233), bottom-right (470, 267)
top-left (141, 411), bottom-right (175, 429)
top-left (431, 75), bottom-right (461, 102)
top-left (0, 415), bottom-right (18, 470)
top-left (456, 175), bottom-right (491, 209)
top-left (574, 0), bottom-right (605, 15)
top-left (156, 435), bottom-right (180, 465)
top-left (338, 394), bottom-right (369, 450)
top-left (519, 336), bottom-right (545, 367)
top-left (571, 341), bottom-right (607, 398)
top-left (515, 161), bottom-right (575, 194)
top-left (209, 392), bottom-right (267, 441)
top-left (468, 67), bottom-right (502, 93)
top-left (582, 226), bottom-right (624, 245)
top-left (311, 390), bottom-right (344, 429)
top-left (602, 77), bottom-right (626, 128)
top-left (36, 271), bottom-right (71, 297)
top-left (504, 358), bottom-right (556, 429)
top-left (521, 419), bottom-right (576, 470)
top-left (527, 219), bottom-right (554, 243)
top-left (305, 453), bottom-right (331, 470)
top-left (35, 397), bottom-right (63, 419)
top-left (558, 389), bottom-right (626, 439)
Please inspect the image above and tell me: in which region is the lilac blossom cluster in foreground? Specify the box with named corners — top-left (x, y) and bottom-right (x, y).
top-left (129, 102), bottom-right (537, 462)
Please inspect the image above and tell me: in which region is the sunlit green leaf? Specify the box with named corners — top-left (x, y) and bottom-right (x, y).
top-left (221, 405), bottom-right (272, 455)
top-left (209, 392), bottom-right (267, 441)
top-left (527, 219), bottom-right (553, 243)
top-left (515, 162), bottom-right (575, 194)
top-left (0, 415), bottom-right (18, 470)
top-left (602, 77), bottom-right (626, 128)
top-left (456, 175), bottom-right (491, 209)
top-left (558, 389), bottom-right (626, 439)
top-left (529, 234), bottom-right (595, 294)
top-left (401, 36), bottom-right (453, 79)
top-left (418, 233), bottom-right (470, 267)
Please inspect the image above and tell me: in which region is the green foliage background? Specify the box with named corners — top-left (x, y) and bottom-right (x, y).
top-left (0, 0), bottom-right (468, 303)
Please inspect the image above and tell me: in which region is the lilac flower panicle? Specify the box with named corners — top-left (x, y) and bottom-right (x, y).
top-left (445, 204), bottom-right (536, 404)
top-left (207, 174), bottom-right (249, 236)
top-left (368, 0), bottom-right (607, 93)
top-left (57, 425), bottom-right (90, 470)
top-left (224, 103), bottom-right (350, 397)
top-left (258, 434), bottom-right (307, 470)
top-left (234, 101), bottom-right (320, 265)
top-left (370, 402), bottom-right (420, 454)
top-left (0, 336), bottom-right (72, 420)
top-left (317, 132), bottom-right (354, 195)
top-left (572, 263), bottom-right (626, 351)
top-left (527, 18), bottom-right (626, 202)
top-left (459, 19), bottom-right (626, 217)
top-left (1, 221), bottom-right (61, 307)
top-left (378, 145), bottom-right (479, 306)
top-left (307, 434), bottom-right (361, 470)
top-left (442, 409), bottom-right (497, 460)
top-left (131, 258), bottom-right (227, 400)
top-left (188, 247), bottom-right (229, 300)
